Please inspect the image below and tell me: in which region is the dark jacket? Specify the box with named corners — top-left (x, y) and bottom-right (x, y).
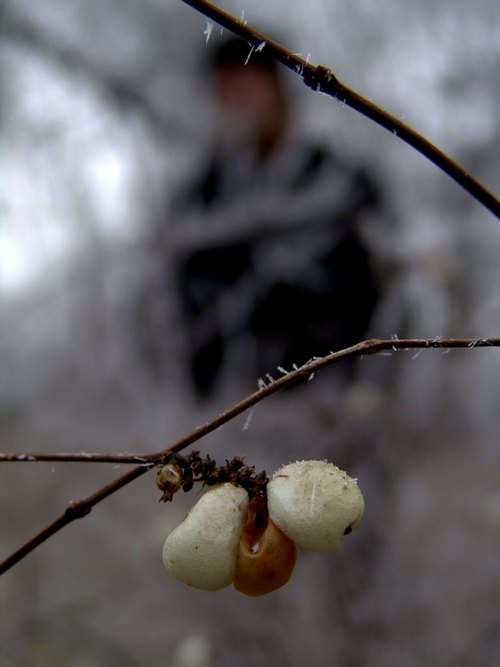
top-left (172, 140), bottom-right (381, 396)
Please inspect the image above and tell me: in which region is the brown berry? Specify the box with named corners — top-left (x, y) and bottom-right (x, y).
top-left (234, 496), bottom-right (297, 596)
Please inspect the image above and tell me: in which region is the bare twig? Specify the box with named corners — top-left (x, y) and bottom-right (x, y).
top-left (0, 452), bottom-right (150, 464)
top-left (0, 464), bottom-right (154, 574)
top-left (1, 336), bottom-right (499, 575)
top-left (181, 0), bottom-right (499, 219)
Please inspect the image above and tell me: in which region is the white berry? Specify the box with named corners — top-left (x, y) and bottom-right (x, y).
top-left (267, 460), bottom-right (365, 552)
top-left (162, 483), bottom-right (249, 591)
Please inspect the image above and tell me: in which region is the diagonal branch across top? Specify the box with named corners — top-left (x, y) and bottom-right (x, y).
top-left (181, 0), bottom-right (499, 218)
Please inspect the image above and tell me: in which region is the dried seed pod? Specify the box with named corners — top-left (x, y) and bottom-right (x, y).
top-left (234, 496), bottom-right (297, 597)
top-left (162, 483), bottom-right (249, 591)
top-left (267, 460), bottom-right (365, 552)
top-left (157, 462), bottom-right (183, 502)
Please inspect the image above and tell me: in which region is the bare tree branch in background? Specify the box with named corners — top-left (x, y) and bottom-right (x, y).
top-left (1, 12), bottom-right (185, 142)
top-left (181, 0), bottom-right (499, 219)
top-left (1, 336), bottom-right (499, 575)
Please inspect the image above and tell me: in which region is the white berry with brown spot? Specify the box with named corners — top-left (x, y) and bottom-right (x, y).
top-left (267, 460), bottom-right (365, 552)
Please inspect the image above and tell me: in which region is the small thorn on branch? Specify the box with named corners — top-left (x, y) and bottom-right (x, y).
top-left (303, 65), bottom-right (339, 94)
top-left (65, 500), bottom-right (92, 520)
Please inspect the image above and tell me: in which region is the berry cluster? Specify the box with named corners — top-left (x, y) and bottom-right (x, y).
top-left (161, 459), bottom-right (365, 597)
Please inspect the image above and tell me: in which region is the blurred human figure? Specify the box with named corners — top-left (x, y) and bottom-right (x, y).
top-left (151, 37), bottom-right (392, 665)
top-left (170, 36), bottom-right (381, 399)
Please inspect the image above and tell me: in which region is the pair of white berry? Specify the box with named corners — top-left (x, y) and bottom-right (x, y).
top-left (162, 460), bottom-right (365, 596)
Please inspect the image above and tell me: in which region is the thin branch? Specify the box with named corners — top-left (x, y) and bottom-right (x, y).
top-left (0, 464), bottom-right (154, 574)
top-left (0, 452), bottom-right (150, 464)
top-left (146, 336), bottom-right (500, 463)
top-left (181, 0), bottom-right (499, 219)
top-left (1, 336), bottom-right (499, 575)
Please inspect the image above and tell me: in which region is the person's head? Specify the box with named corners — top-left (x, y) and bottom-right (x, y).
top-left (209, 36), bottom-right (290, 159)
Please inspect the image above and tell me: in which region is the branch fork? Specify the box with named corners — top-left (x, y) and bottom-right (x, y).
top-left (1, 337), bottom-right (499, 575)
